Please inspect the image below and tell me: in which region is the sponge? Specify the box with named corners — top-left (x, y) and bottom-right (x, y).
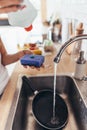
top-left (20, 54), bottom-right (44, 67)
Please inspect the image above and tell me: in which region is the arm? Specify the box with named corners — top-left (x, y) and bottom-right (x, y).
top-left (0, 38), bottom-right (32, 66)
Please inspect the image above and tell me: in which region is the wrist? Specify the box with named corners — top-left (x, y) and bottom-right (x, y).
top-left (18, 50), bottom-right (25, 59)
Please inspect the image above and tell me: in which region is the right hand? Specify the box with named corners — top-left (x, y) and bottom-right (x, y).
top-left (0, 0), bottom-right (25, 13)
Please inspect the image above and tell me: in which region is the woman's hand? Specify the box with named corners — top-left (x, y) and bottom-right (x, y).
top-left (23, 64), bottom-right (44, 71)
top-left (0, 0), bottom-right (25, 13)
top-left (18, 49), bottom-right (32, 59)
top-left (19, 50), bottom-right (44, 70)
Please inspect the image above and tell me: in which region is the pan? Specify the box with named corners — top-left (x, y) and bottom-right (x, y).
top-left (23, 76), bottom-right (68, 130)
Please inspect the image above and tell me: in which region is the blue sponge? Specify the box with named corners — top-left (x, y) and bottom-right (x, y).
top-left (20, 54), bottom-right (44, 67)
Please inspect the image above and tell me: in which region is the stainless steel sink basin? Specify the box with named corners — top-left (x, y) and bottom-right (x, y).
top-left (5, 75), bottom-right (87, 130)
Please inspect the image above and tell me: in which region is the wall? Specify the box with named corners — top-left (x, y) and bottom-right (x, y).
top-left (46, 0), bottom-right (62, 22)
top-left (61, 0), bottom-right (87, 21)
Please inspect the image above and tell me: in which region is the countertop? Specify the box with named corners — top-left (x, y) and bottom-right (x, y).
top-left (0, 47), bottom-right (87, 130)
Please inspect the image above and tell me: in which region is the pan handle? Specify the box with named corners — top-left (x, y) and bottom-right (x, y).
top-left (22, 76), bottom-right (38, 94)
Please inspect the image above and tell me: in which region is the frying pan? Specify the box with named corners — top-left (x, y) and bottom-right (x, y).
top-left (23, 76), bottom-right (68, 130)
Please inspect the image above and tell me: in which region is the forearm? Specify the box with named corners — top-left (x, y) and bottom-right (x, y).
top-left (2, 50), bottom-right (25, 66)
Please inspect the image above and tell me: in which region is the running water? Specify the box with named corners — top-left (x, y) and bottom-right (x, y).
top-left (53, 63), bottom-right (57, 118)
top-left (50, 63), bottom-right (59, 125)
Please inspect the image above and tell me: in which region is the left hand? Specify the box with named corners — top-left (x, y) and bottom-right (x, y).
top-left (23, 64), bottom-right (44, 71)
top-left (20, 50), bottom-right (44, 70)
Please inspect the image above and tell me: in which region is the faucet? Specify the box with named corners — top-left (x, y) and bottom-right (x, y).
top-left (54, 34), bottom-right (87, 63)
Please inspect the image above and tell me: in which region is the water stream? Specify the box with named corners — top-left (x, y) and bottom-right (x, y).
top-left (53, 63), bottom-right (57, 118)
top-left (50, 63), bottom-right (59, 125)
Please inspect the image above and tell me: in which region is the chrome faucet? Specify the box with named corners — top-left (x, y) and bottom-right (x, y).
top-left (54, 34), bottom-right (87, 63)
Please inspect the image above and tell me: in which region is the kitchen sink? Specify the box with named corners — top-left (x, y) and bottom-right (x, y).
top-left (5, 75), bottom-right (87, 130)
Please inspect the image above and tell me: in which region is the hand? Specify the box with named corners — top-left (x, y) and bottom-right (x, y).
top-left (18, 49), bottom-right (32, 58)
top-left (23, 64), bottom-right (44, 71)
top-left (0, 0), bottom-right (25, 13)
top-left (20, 50), bottom-right (44, 70)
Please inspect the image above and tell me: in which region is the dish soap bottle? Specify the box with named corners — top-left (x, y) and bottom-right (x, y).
top-left (8, 0), bottom-right (37, 31)
top-left (74, 51), bottom-right (86, 80)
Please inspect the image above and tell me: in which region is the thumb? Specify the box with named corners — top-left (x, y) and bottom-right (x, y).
top-left (23, 50), bottom-right (32, 55)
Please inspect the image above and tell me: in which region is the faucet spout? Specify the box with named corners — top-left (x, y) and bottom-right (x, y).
top-left (54, 34), bottom-right (87, 63)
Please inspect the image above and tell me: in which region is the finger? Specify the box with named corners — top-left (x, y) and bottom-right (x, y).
top-left (41, 64), bottom-right (45, 68)
top-left (30, 66), bottom-right (35, 69)
top-left (23, 50), bottom-right (33, 55)
top-left (30, 66), bottom-right (40, 71)
top-left (23, 65), bottom-right (27, 68)
top-left (36, 64), bottom-right (44, 70)
top-left (30, 66), bottom-right (40, 70)
top-left (0, 5), bottom-right (25, 13)
top-left (36, 67), bottom-right (40, 71)
top-left (0, 0), bottom-right (23, 7)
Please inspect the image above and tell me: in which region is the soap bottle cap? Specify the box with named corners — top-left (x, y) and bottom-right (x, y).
top-left (24, 24), bottom-right (33, 31)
